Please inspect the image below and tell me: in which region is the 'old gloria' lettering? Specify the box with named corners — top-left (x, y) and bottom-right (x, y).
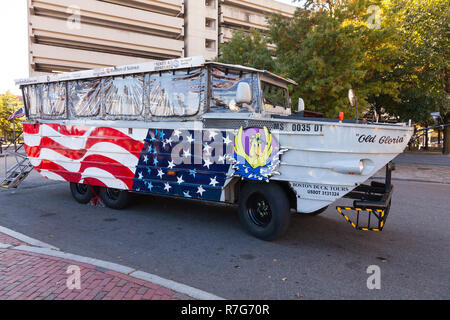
top-left (358, 134), bottom-right (404, 145)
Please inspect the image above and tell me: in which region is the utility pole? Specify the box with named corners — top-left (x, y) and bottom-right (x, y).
top-left (11, 103), bottom-right (17, 151)
top-left (6, 102), bottom-right (17, 152)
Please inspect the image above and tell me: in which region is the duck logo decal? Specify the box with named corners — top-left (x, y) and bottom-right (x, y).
top-left (232, 126), bottom-right (286, 181)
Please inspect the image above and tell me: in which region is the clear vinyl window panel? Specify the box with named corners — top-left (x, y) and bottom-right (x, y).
top-left (145, 68), bottom-right (205, 117)
top-left (68, 79), bottom-right (102, 117)
top-left (23, 85), bottom-right (42, 118)
top-left (104, 75), bottom-right (144, 116)
top-left (41, 82), bottom-right (66, 117)
top-left (210, 67), bottom-right (255, 113)
top-left (261, 81), bottom-right (289, 109)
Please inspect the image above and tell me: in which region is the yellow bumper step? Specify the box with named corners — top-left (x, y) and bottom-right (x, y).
top-left (336, 206), bottom-right (388, 232)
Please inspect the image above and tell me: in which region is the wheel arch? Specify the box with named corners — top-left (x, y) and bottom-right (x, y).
top-left (229, 178), bottom-right (297, 211)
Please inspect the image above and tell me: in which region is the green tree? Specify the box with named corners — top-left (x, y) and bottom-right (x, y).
top-left (296, 0), bottom-right (449, 152)
top-left (382, 0), bottom-right (449, 153)
top-left (217, 28), bottom-right (276, 72)
top-left (219, 0), bottom-right (449, 152)
top-left (269, 0), bottom-right (401, 117)
top-left (0, 91), bottom-right (24, 143)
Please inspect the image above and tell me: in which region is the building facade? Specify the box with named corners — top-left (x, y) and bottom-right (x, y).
top-left (27, 0), bottom-right (296, 76)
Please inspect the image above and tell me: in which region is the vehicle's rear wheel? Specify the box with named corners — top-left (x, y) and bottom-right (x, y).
top-left (70, 182), bottom-right (94, 204)
top-left (238, 182), bottom-right (290, 241)
top-left (99, 187), bottom-right (131, 210)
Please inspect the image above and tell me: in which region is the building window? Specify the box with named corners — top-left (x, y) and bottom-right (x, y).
top-left (205, 18), bottom-right (216, 30)
top-left (205, 39), bottom-right (216, 51)
top-left (205, 0), bottom-right (215, 9)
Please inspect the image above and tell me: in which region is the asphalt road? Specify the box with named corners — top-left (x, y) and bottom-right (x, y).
top-left (0, 167), bottom-right (449, 300)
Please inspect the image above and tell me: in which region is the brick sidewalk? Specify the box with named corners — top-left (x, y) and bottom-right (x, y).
top-left (0, 232), bottom-right (194, 300)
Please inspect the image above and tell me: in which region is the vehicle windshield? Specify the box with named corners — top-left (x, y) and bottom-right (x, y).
top-left (261, 81), bottom-right (289, 109)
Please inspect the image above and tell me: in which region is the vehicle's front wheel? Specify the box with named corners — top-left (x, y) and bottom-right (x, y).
top-left (238, 182), bottom-right (290, 241)
top-left (70, 182), bottom-right (94, 204)
top-left (99, 187), bottom-right (131, 210)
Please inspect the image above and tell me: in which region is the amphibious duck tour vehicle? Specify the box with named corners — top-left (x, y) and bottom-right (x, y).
top-left (16, 56), bottom-right (414, 240)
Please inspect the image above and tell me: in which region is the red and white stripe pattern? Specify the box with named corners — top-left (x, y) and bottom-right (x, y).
top-left (23, 123), bottom-right (145, 190)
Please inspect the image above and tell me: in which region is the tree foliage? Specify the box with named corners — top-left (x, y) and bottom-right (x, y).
top-left (217, 28), bottom-right (276, 72)
top-left (381, 0), bottom-right (450, 152)
top-left (0, 91), bottom-right (23, 142)
top-left (269, 0), bottom-right (400, 118)
top-left (219, 0), bottom-right (448, 125)
top-left (383, 0), bottom-right (449, 123)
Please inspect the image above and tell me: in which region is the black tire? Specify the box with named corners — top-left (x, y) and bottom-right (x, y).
top-left (238, 182), bottom-right (291, 241)
top-left (70, 182), bottom-right (94, 204)
top-left (99, 187), bottom-right (131, 210)
top-left (301, 206), bottom-right (329, 216)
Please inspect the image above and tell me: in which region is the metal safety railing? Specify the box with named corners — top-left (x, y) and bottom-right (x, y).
top-left (410, 124), bottom-right (450, 153)
top-left (1, 132), bottom-right (34, 189)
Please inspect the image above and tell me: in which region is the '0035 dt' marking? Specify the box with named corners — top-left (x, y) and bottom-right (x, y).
top-left (274, 122), bottom-right (324, 133)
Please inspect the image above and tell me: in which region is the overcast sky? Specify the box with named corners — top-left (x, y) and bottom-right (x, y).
top-left (0, 0), bottom-right (301, 95)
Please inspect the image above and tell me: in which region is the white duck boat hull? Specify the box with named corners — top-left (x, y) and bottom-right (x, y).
top-left (270, 119), bottom-right (413, 213)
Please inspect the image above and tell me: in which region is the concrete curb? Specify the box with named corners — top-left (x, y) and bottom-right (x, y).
top-left (3, 244), bottom-right (224, 300)
top-left (0, 243), bottom-right (12, 249)
top-left (131, 271), bottom-right (224, 301)
top-left (0, 226), bottom-right (59, 250)
top-left (14, 245), bottom-right (134, 275)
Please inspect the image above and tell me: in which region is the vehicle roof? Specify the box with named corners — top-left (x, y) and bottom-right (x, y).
top-left (206, 62), bottom-right (297, 86)
top-left (15, 56), bottom-right (297, 87)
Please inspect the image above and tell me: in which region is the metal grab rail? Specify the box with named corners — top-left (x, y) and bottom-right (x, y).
top-left (414, 124), bottom-right (450, 133)
top-left (1, 131), bottom-right (33, 189)
top-left (1, 131), bottom-right (24, 154)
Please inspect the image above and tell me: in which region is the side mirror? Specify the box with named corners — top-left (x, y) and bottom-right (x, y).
top-left (348, 89), bottom-right (359, 121)
top-left (348, 89), bottom-right (358, 107)
top-left (236, 82), bottom-right (252, 105)
top-left (298, 98), bottom-right (305, 112)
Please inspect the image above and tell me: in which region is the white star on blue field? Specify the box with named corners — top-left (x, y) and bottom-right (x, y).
top-left (132, 128), bottom-right (233, 201)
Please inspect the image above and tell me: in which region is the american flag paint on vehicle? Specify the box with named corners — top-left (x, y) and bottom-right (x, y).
top-left (132, 128), bottom-right (233, 201)
top-left (23, 123), bottom-right (237, 201)
top-left (23, 123), bottom-right (145, 190)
